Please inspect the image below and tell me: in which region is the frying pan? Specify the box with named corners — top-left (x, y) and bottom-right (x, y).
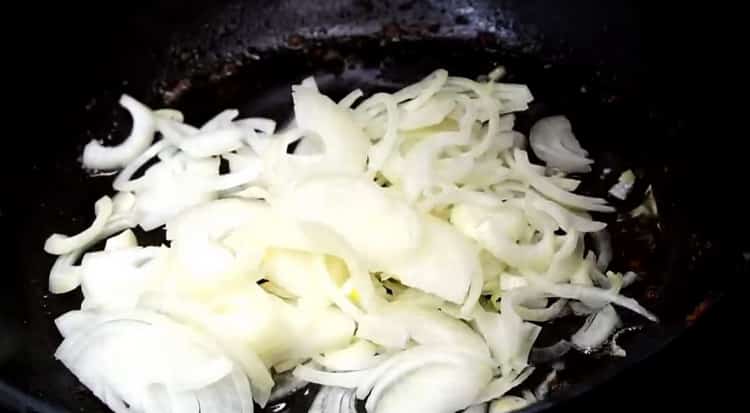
top-left (2, 0), bottom-right (744, 412)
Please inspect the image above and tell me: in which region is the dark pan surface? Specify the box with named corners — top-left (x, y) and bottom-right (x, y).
top-left (2, 1), bottom-right (744, 412)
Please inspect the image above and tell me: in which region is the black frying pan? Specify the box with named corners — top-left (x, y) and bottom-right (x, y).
top-left (2, 1), bottom-right (744, 412)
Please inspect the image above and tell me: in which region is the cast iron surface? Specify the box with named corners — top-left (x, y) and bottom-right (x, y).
top-left (2, 1), bottom-right (744, 412)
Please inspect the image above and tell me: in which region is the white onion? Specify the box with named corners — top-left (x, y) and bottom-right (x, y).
top-left (314, 340), bottom-right (381, 372)
top-left (609, 169), bottom-right (636, 200)
top-left (308, 386), bottom-right (358, 413)
top-left (529, 341), bottom-right (572, 364)
top-left (44, 67), bottom-right (659, 413)
top-left (200, 109), bottom-right (240, 132)
top-left (178, 127), bottom-right (245, 158)
top-left (44, 196), bottom-right (113, 255)
top-left (293, 364), bottom-right (370, 389)
top-left (571, 304), bottom-right (622, 351)
top-left (527, 275), bottom-right (657, 321)
top-left (54, 310), bottom-right (252, 413)
top-left (475, 367), bottom-right (535, 404)
top-left (510, 149), bottom-right (613, 212)
top-left (269, 371), bottom-right (309, 402)
top-left (530, 116), bottom-right (593, 173)
top-left (82, 95), bottom-right (156, 170)
top-left (464, 404), bottom-right (488, 413)
top-left (591, 230), bottom-right (613, 271)
top-left (489, 396), bottom-right (530, 413)
top-left (339, 89), bottom-right (364, 108)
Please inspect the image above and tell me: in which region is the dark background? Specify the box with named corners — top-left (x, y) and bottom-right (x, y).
top-left (2, 1), bottom-right (744, 412)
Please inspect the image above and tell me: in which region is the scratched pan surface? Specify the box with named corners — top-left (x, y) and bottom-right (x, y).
top-left (1, 1), bottom-right (744, 412)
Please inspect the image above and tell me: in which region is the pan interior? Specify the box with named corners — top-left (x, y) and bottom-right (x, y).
top-left (3, 35), bottom-right (731, 413)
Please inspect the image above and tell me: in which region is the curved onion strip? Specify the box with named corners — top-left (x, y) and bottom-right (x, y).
top-left (138, 294), bottom-right (275, 406)
top-left (269, 371), bottom-right (309, 402)
top-left (526, 275), bottom-right (657, 321)
top-left (510, 149), bottom-right (613, 212)
top-left (527, 192), bottom-right (606, 233)
top-left (362, 347), bottom-right (492, 411)
top-left (339, 89), bottom-right (364, 109)
top-left (308, 386), bottom-right (358, 413)
top-left (235, 118), bottom-right (277, 136)
top-left (366, 93), bottom-right (400, 176)
top-left (356, 346), bottom-right (492, 401)
top-left (461, 268), bottom-right (484, 316)
top-left (45, 197), bottom-right (113, 255)
top-left (200, 109), bottom-right (240, 132)
top-left (314, 340), bottom-right (380, 372)
top-left (179, 128), bottom-right (245, 158)
top-left (591, 230), bottom-right (613, 271)
top-left (515, 299), bottom-right (569, 322)
top-left (464, 404), bottom-right (488, 413)
top-left (529, 116), bottom-right (593, 173)
top-left (571, 304), bottom-right (621, 351)
top-left (82, 95), bottom-right (156, 170)
top-left (48, 216), bottom-right (136, 294)
top-left (206, 162), bottom-right (263, 191)
top-left (489, 396), bottom-right (529, 413)
top-left (402, 69), bottom-right (448, 111)
top-left (475, 367), bottom-right (535, 404)
top-left (112, 139), bottom-right (171, 192)
top-left (293, 364), bottom-right (371, 389)
top-left (529, 341), bottom-right (572, 365)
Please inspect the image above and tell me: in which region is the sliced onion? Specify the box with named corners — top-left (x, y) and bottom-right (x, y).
top-left (609, 169), bottom-right (636, 200)
top-left (515, 299), bottom-right (569, 322)
top-left (235, 117), bottom-right (276, 136)
top-left (529, 116), bottom-right (593, 173)
top-left (269, 371), bottom-right (309, 402)
top-left (314, 340), bottom-right (381, 372)
top-left (112, 139), bottom-right (171, 192)
top-left (365, 93), bottom-right (399, 176)
top-left (489, 396), bottom-right (529, 413)
top-left (339, 89), bottom-right (364, 109)
top-left (591, 230), bottom-right (613, 271)
top-left (200, 109), bottom-right (240, 132)
top-left (526, 274), bottom-right (658, 321)
top-left (527, 192), bottom-right (606, 233)
top-left (293, 364), bottom-right (370, 389)
top-left (308, 386), bottom-right (358, 413)
top-left (472, 306), bottom-right (540, 375)
top-left (571, 305), bottom-right (622, 351)
top-left (622, 271), bottom-right (639, 288)
top-left (104, 230), bottom-right (137, 251)
top-left (82, 95), bottom-right (156, 170)
top-left (510, 149), bottom-right (613, 212)
top-left (46, 67), bottom-right (660, 413)
top-left (529, 341), bottom-right (572, 365)
top-left (475, 367), bottom-right (535, 404)
top-left (362, 346), bottom-right (493, 413)
top-left (44, 196), bottom-right (113, 255)
top-left (179, 127), bottom-right (245, 158)
top-left (464, 404), bottom-right (488, 413)
top-left (54, 310), bottom-right (249, 413)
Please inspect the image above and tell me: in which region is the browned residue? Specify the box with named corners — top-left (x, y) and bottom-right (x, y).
top-left (686, 297), bottom-right (714, 326)
top-left (162, 78), bottom-right (192, 105)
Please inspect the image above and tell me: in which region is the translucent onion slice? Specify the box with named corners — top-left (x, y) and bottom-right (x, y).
top-left (82, 95), bottom-right (156, 170)
top-left (571, 304), bottom-right (622, 350)
top-left (529, 116), bottom-right (593, 173)
top-left (44, 196), bottom-right (113, 255)
top-left (510, 149), bottom-right (613, 212)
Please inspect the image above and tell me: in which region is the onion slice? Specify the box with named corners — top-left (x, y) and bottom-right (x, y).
top-left (82, 95), bottom-right (156, 170)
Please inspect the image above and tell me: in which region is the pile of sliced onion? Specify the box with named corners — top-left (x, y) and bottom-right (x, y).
top-left (44, 68), bottom-right (657, 413)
